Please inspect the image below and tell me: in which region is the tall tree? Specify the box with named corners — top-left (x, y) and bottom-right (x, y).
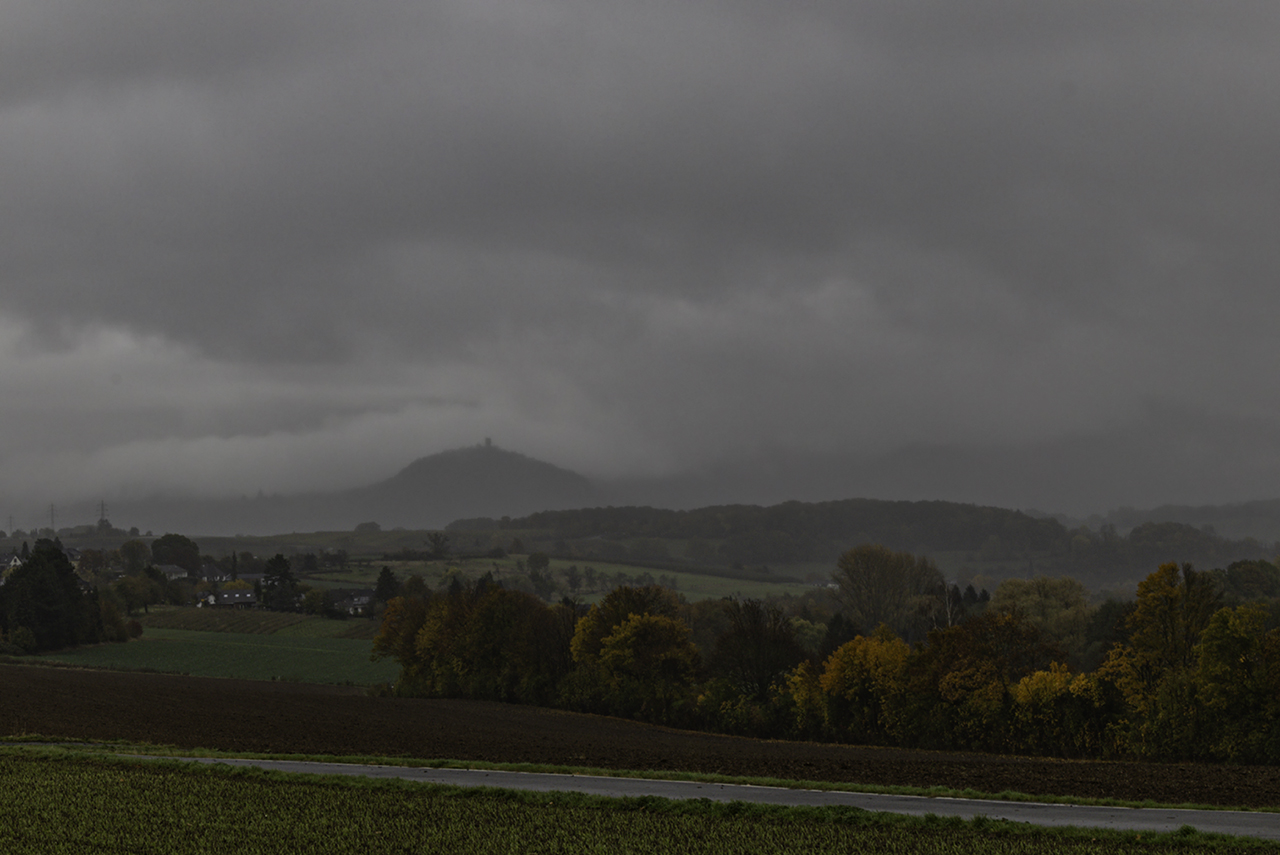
top-left (990, 576), bottom-right (1093, 666)
top-left (261, 554), bottom-right (297, 610)
top-left (117, 539), bottom-right (151, 575)
top-left (0, 539), bottom-right (104, 652)
top-left (709, 599), bottom-right (807, 702)
top-left (425, 532), bottom-right (450, 560)
top-left (570, 585), bottom-right (681, 668)
top-left (1097, 562), bottom-right (1223, 758)
top-left (374, 566), bottom-right (401, 603)
top-left (832, 544), bottom-right (944, 640)
top-left (819, 625), bottom-right (911, 744)
top-left (900, 612), bottom-right (1062, 752)
top-left (1194, 604), bottom-right (1280, 762)
top-left (372, 593), bottom-right (432, 693)
top-left (597, 613), bottom-right (700, 722)
top-left (1126, 562), bottom-right (1221, 677)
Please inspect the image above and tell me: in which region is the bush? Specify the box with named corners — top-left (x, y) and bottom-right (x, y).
top-left (9, 626), bottom-right (37, 653)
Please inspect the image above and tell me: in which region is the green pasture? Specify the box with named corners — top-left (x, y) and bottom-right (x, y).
top-left (0, 750), bottom-right (1264, 854)
top-left (304, 555), bottom-right (820, 603)
top-left (135, 606), bottom-right (380, 639)
top-left (37, 627), bottom-right (396, 685)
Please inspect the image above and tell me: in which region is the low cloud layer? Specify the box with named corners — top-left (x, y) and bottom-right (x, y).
top-left (3, 1), bottom-right (1280, 526)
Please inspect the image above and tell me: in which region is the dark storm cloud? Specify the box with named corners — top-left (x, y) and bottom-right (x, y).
top-left (2, 1), bottom-right (1279, 512)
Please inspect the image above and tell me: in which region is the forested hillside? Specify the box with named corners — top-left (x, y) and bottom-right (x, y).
top-left (449, 499), bottom-right (1277, 588)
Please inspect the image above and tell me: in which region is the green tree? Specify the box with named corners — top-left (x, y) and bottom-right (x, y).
top-left (565, 585), bottom-right (684, 717)
top-left (899, 612), bottom-right (1062, 752)
top-left (990, 576), bottom-right (1093, 667)
top-left (443, 585), bottom-right (574, 704)
top-left (0, 539), bottom-right (104, 652)
top-left (819, 625), bottom-right (911, 744)
top-left (375, 578), bottom-right (575, 706)
top-left (117, 539), bottom-right (151, 575)
top-left (526, 553), bottom-right (557, 600)
top-left (425, 532), bottom-right (450, 560)
top-left (374, 566), bottom-right (400, 603)
top-left (150, 533), bottom-right (199, 574)
top-left (570, 585), bottom-right (681, 668)
top-left (1097, 562), bottom-right (1222, 759)
top-left (1008, 663), bottom-right (1117, 758)
top-left (597, 613), bottom-right (700, 722)
top-left (372, 593), bottom-right (432, 693)
top-left (262, 554), bottom-right (297, 610)
top-left (1214, 559), bottom-right (1280, 604)
top-left (564, 565), bottom-right (582, 592)
top-left (1127, 562), bottom-right (1221, 675)
top-left (302, 588), bottom-right (328, 615)
top-left (1193, 604), bottom-right (1280, 762)
top-left (77, 549), bottom-right (110, 580)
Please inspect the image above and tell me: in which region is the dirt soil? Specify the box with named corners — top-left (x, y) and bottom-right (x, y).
top-left (2, 663), bottom-right (1278, 808)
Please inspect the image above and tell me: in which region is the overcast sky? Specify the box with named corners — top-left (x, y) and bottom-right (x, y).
top-left (4, 1), bottom-right (1280, 524)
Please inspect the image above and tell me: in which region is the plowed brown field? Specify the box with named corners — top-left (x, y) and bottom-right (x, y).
top-left (2, 663), bottom-right (1277, 808)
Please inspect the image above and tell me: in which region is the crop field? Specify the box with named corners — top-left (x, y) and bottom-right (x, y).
top-left (36, 628), bottom-right (397, 685)
top-left (0, 751), bottom-right (1268, 855)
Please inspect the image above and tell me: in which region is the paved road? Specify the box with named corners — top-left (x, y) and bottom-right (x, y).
top-left (160, 757), bottom-right (1280, 841)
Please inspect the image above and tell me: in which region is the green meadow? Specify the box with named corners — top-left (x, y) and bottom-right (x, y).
top-left (37, 626), bottom-right (397, 685)
top-left (132, 606), bottom-right (381, 639)
top-left (305, 555), bottom-right (818, 603)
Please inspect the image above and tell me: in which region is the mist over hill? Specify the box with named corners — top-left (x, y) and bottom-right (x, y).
top-left (1096, 500), bottom-right (1280, 546)
top-left (340, 442), bottom-right (598, 527)
top-left (26, 444), bottom-right (1280, 570)
top-left (64, 443), bottom-right (597, 536)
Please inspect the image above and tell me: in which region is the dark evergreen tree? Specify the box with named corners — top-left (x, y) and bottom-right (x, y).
top-left (262, 554), bottom-right (297, 610)
top-left (374, 566), bottom-right (400, 603)
top-left (0, 539), bottom-right (104, 652)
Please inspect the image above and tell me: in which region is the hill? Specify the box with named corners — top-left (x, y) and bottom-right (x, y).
top-left (339, 441), bottom-right (597, 528)
top-left (91, 442), bottom-right (598, 536)
top-left (446, 499), bottom-right (1278, 590)
top-left (1101, 498), bottom-right (1280, 544)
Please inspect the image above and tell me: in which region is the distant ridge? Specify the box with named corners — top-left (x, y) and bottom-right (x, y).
top-left (42, 441), bottom-right (1280, 548)
top-left (1101, 498), bottom-right (1280, 544)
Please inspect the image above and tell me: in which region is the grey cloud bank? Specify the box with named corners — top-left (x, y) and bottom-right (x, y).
top-left (3, 1), bottom-right (1279, 525)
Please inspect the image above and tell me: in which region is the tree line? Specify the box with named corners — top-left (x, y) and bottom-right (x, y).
top-left (373, 544), bottom-right (1280, 763)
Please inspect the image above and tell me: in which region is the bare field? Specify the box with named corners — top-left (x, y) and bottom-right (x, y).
top-left (1, 663), bottom-right (1276, 808)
